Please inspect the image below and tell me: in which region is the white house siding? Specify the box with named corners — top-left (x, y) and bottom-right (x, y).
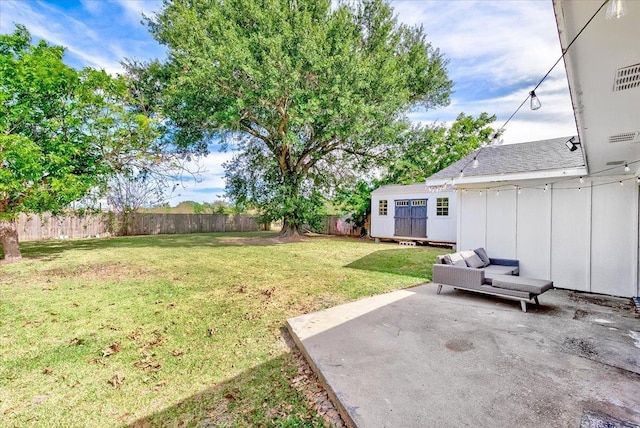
top-left (590, 182), bottom-right (637, 296)
top-left (370, 185), bottom-right (456, 243)
top-left (457, 190), bottom-right (486, 249)
top-left (550, 181), bottom-right (591, 292)
top-left (486, 189), bottom-right (517, 258)
top-left (516, 187), bottom-right (551, 279)
top-left (457, 177), bottom-right (638, 297)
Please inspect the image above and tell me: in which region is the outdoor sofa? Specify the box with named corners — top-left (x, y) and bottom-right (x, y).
top-left (432, 248), bottom-right (553, 312)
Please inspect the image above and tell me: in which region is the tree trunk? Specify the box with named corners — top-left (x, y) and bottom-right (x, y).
top-left (279, 219), bottom-right (301, 237)
top-left (0, 219), bottom-right (22, 261)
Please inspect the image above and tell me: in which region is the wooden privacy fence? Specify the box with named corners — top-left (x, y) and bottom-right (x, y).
top-left (16, 212), bottom-right (112, 242)
top-left (122, 213), bottom-right (262, 236)
top-left (16, 212), bottom-right (262, 241)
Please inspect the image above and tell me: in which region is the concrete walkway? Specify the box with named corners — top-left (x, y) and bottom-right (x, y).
top-left (287, 285), bottom-right (640, 427)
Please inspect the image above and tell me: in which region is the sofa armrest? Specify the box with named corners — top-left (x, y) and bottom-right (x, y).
top-left (433, 264), bottom-right (485, 288)
top-left (489, 258), bottom-right (519, 267)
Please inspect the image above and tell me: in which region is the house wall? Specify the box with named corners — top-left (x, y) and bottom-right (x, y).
top-left (457, 177), bottom-right (638, 297)
top-left (371, 186), bottom-right (456, 243)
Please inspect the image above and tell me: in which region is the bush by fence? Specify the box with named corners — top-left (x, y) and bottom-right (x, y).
top-left (16, 212), bottom-right (263, 241)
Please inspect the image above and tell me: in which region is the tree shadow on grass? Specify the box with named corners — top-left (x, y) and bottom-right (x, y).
top-left (126, 348), bottom-right (324, 428)
top-left (14, 232), bottom-right (298, 260)
top-left (344, 247), bottom-right (446, 280)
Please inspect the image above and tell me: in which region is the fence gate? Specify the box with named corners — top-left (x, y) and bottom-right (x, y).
top-left (394, 199), bottom-right (427, 238)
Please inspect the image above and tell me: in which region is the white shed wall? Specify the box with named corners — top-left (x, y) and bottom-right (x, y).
top-left (370, 186), bottom-right (456, 243)
top-left (457, 177), bottom-right (638, 297)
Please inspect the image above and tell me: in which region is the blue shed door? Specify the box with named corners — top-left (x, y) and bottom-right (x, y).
top-left (394, 199), bottom-right (427, 238)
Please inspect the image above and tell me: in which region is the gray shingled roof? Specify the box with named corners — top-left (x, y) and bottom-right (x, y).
top-left (427, 136), bottom-right (584, 180)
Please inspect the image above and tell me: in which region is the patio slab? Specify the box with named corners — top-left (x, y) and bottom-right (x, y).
top-left (287, 285), bottom-right (640, 427)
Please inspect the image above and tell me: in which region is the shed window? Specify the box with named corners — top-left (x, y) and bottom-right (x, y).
top-left (395, 200), bottom-right (409, 207)
top-left (378, 200), bottom-right (388, 216)
top-left (436, 198), bottom-right (449, 216)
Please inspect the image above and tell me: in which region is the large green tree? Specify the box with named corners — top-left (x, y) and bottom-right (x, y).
top-left (0, 26), bottom-right (166, 260)
top-left (142, 0), bottom-right (452, 235)
top-left (334, 113), bottom-right (496, 228)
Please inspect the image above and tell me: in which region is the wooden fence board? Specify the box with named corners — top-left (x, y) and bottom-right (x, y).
top-left (16, 212), bottom-right (263, 241)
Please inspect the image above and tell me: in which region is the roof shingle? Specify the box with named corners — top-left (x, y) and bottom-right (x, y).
top-left (427, 136), bottom-right (584, 180)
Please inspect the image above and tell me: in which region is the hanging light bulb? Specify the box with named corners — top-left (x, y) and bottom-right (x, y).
top-left (530, 90), bottom-right (541, 110)
top-left (579, 177), bottom-right (584, 184)
top-left (479, 190), bottom-right (483, 195)
top-left (496, 190), bottom-right (500, 196)
top-left (459, 171), bottom-right (464, 178)
top-left (544, 184), bottom-right (548, 192)
top-left (620, 181), bottom-right (624, 186)
top-left (578, 187), bottom-right (581, 192)
top-left (473, 158), bottom-right (479, 168)
top-left (624, 163), bottom-right (631, 173)
top-left (517, 187), bottom-right (522, 194)
top-left (605, 0), bottom-right (626, 20)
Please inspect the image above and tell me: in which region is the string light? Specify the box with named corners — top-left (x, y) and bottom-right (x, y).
top-left (605, 0), bottom-right (627, 20)
top-left (529, 91), bottom-right (541, 110)
top-left (620, 181), bottom-right (624, 186)
top-left (579, 176), bottom-right (584, 184)
top-left (624, 163), bottom-right (630, 172)
top-left (473, 158), bottom-right (479, 168)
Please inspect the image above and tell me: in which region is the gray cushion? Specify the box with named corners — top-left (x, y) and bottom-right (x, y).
top-left (444, 252), bottom-right (467, 267)
top-left (482, 265), bottom-right (519, 282)
top-left (491, 275), bottom-right (553, 294)
top-left (460, 250), bottom-right (484, 268)
top-left (474, 248), bottom-right (491, 267)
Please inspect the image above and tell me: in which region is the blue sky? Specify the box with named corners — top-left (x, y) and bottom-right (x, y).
top-left (0, 0), bottom-right (577, 204)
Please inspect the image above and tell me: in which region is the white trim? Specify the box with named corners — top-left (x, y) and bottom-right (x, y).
top-left (426, 167), bottom-right (589, 187)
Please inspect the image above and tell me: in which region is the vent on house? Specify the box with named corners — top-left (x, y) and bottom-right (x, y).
top-left (606, 160), bottom-right (625, 166)
top-left (608, 132), bottom-right (638, 143)
top-left (613, 64), bottom-right (640, 92)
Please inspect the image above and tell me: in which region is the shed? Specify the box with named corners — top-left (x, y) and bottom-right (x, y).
top-left (370, 183), bottom-right (456, 245)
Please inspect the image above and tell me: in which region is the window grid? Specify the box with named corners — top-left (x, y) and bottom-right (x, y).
top-left (396, 200), bottom-right (409, 207)
top-left (378, 200), bottom-right (388, 216)
top-left (436, 198), bottom-right (449, 216)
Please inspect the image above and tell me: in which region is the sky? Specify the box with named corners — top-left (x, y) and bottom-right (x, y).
top-left (0, 0), bottom-right (578, 204)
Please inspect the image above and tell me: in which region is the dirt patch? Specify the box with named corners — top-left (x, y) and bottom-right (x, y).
top-left (217, 235), bottom-right (310, 246)
top-left (569, 292), bottom-right (635, 312)
top-left (31, 262), bottom-right (155, 285)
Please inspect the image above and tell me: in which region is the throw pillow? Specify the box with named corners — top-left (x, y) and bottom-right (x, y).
top-left (474, 248), bottom-right (491, 267)
top-left (444, 252), bottom-right (467, 267)
top-left (460, 250), bottom-right (484, 269)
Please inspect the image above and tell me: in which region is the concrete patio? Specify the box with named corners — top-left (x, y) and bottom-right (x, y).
top-left (287, 284), bottom-right (640, 427)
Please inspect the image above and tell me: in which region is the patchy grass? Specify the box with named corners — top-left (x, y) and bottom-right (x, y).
top-left (0, 233), bottom-right (444, 427)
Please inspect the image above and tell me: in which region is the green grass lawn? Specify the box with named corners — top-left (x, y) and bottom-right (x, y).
top-left (0, 233), bottom-right (444, 427)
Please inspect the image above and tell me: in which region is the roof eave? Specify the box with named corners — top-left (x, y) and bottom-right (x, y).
top-left (426, 166), bottom-right (588, 187)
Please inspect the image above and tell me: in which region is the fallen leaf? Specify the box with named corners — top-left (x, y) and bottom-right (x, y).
top-left (153, 380), bottom-right (167, 391)
top-left (42, 368), bottom-right (53, 375)
top-left (109, 373), bottom-right (125, 389)
top-left (49, 311), bottom-right (58, 316)
top-left (134, 358), bottom-right (161, 372)
top-left (102, 342), bottom-right (122, 357)
top-left (208, 328), bottom-right (216, 336)
top-left (70, 337), bottom-right (84, 346)
top-left (89, 358), bottom-right (107, 366)
top-left (170, 349), bottom-right (185, 357)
